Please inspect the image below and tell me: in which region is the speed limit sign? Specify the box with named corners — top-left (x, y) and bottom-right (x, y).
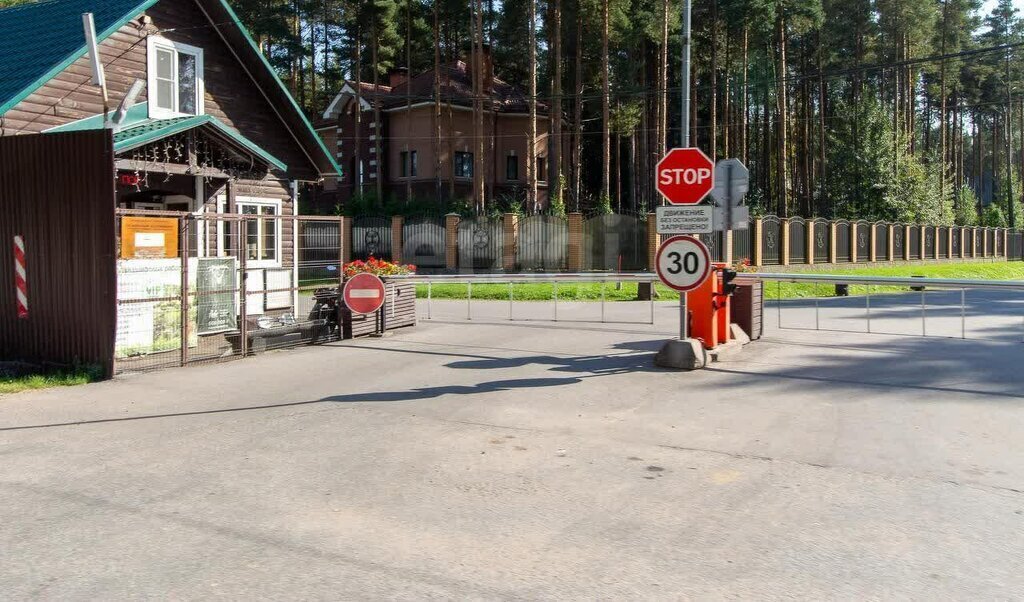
top-left (655, 235), bottom-right (711, 292)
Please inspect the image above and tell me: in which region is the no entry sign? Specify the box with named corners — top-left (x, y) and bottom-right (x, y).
top-left (343, 273), bottom-right (386, 315)
top-left (656, 148), bottom-right (715, 205)
top-left (655, 235), bottom-right (711, 292)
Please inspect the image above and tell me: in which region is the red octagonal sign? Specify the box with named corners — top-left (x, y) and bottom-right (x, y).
top-left (343, 272), bottom-right (386, 315)
top-left (656, 147), bottom-right (715, 205)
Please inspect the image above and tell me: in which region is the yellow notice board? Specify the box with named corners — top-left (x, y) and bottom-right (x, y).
top-left (121, 217), bottom-right (180, 259)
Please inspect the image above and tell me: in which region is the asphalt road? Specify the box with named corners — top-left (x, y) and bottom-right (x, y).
top-left (1, 298), bottom-right (1023, 599)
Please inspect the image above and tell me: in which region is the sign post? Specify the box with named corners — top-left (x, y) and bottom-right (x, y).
top-left (343, 273), bottom-right (386, 315)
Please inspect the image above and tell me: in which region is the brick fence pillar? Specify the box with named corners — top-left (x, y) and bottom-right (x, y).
top-left (752, 218), bottom-right (763, 267)
top-left (971, 228), bottom-right (978, 258)
top-left (869, 224), bottom-right (878, 262)
top-left (960, 228), bottom-right (967, 258)
top-left (391, 215), bottom-right (403, 264)
top-left (503, 213), bottom-right (518, 272)
top-left (1004, 228), bottom-right (1010, 257)
top-left (983, 228), bottom-right (990, 257)
top-left (569, 212), bottom-right (584, 271)
top-left (342, 216), bottom-right (353, 265)
top-left (806, 220), bottom-right (815, 265)
top-left (444, 213), bottom-right (460, 271)
top-left (919, 225), bottom-right (926, 260)
top-left (645, 212), bottom-right (658, 271)
top-left (947, 226), bottom-right (954, 259)
top-left (781, 219), bottom-right (791, 266)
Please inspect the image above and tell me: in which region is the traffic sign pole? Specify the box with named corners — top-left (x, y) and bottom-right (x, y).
top-left (680, 0), bottom-right (692, 341)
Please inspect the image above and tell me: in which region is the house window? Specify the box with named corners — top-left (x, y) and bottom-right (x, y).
top-left (147, 37), bottom-right (204, 119)
top-left (400, 150), bottom-right (418, 177)
top-left (506, 155), bottom-right (519, 181)
top-left (455, 152), bottom-right (473, 178)
top-left (238, 198), bottom-right (281, 265)
top-left (536, 156), bottom-right (547, 183)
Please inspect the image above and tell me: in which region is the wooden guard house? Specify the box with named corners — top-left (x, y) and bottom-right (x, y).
top-left (0, 0), bottom-right (340, 244)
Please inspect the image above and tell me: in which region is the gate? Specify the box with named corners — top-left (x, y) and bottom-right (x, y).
top-left (458, 216), bottom-right (504, 272)
top-left (788, 218), bottom-right (806, 264)
top-left (0, 131), bottom-right (117, 377)
top-left (402, 215), bottom-right (446, 270)
top-left (761, 216), bottom-right (781, 265)
top-left (516, 215), bottom-right (568, 271)
top-left (873, 222), bottom-right (889, 260)
top-left (352, 215), bottom-right (392, 261)
top-left (583, 213), bottom-right (647, 271)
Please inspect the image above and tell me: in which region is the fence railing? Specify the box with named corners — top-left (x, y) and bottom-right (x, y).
top-left (358, 213), bottom-right (1021, 273)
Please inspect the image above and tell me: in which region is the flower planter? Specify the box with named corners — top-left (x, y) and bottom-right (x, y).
top-left (732, 281), bottom-right (763, 340)
top-left (343, 280), bottom-right (416, 339)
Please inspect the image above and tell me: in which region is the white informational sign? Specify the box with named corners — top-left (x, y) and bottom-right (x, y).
top-left (655, 235), bottom-right (712, 292)
top-left (656, 205), bottom-right (714, 234)
top-left (713, 205), bottom-right (751, 231)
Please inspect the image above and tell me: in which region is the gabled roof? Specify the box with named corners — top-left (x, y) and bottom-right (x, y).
top-left (0, 0), bottom-right (340, 178)
top-left (322, 61), bottom-right (547, 119)
top-left (48, 102), bottom-right (288, 171)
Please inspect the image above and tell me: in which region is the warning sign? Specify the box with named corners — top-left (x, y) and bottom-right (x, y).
top-left (656, 205), bottom-right (714, 235)
top-left (120, 217), bottom-right (179, 259)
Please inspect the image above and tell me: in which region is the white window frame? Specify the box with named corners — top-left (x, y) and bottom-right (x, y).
top-left (147, 36), bottom-right (205, 119)
top-left (237, 197), bottom-right (283, 268)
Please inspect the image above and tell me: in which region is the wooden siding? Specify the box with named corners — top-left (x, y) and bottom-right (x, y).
top-left (0, 0), bottom-right (318, 181)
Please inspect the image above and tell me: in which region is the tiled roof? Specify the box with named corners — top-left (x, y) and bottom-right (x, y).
top-left (0, 0), bottom-right (156, 115)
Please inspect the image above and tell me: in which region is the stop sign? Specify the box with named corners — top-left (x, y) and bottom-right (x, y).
top-left (343, 272), bottom-right (386, 315)
top-left (656, 147), bottom-right (715, 205)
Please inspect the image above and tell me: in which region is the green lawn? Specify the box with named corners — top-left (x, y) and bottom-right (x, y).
top-left (415, 262), bottom-right (1024, 302)
top-left (0, 365), bottom-right (102, 395)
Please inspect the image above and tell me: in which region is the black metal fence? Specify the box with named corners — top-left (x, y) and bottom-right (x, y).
top-left (873, 222), bottom-right (889, 260)
top-left (402, 215), bottom-right (446, 270)
top-left (583, 213), bottom-right (647, 271)
top-left (352, 215), bottom-right (392, 261)
top-left (855, 221), bottom-right (870, 260)
top-left (457, 216), bottom-right (504, 272)
top-left (761, 216), bottom-right (781, 265)
top-left (517, 215), bottom-right (568, 271)
top-left (835, 220), bottom-right (852, 262)
top-left (1010, 231), bottom-right (1023, 260)
top-left (812, 218), bottom-right (830, 263)
top-left (789, 217), bottom-right (807, 263)
top-left (909, 226), bottom-right (921, 260)
top-left (733, 225), bottom-right (753, 263)
top-left (299, 221), bottom-right (342, 283)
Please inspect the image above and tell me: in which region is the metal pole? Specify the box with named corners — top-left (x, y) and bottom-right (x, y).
top-left (866, 285), bottom-right (871, 333)
top-left (601, 282), bottom-right (606, 323)
top-left (467, 281), bottom-right (472, 320)
top-left (777, 281), bottom-right (782, 329)
top-left (554, 281), bottom-right (558, 321)
top-left (678, 0), bottom-right (691, 341)
top-left (427, 281), bottom-right (432, 320)
top-left (921, 289), bottom-right (926, 336)
top-left (814, 283), bottom-right (820, 331)
top-left (961, 288), bottom-right (966, 339)
top-left (650, 280), bottom-right (655, 324)
top-left (508, 281), bottom-right (513, 320)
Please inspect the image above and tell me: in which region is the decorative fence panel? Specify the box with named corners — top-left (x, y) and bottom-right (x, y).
top-left (733, 223), bottom-right (753, 263)
top-left (855, 221), bottom-right (870, 261)
top-left (788, 218), bottom-right (807, 264)
top-left (761, 216), bottom-right (782, 265)
top-left (812, 219), bottom-right (830, 263)
top-left (952, 228), bottom-right (961, 257)
top-left (352, 215), bottom-right (392, 261)
top-left (908, 226), bottom-right (921, 259)
top-left (516, 215), bottom-right (568, 271)
top-left (924, 227), bottom-right (936, 259)
top-left (937, 227), bottom-right (949, 257)
top-left (457, 216), bottom-right (504, 272)
top-left (890, 225), bottom-right (903, 259)
top-left (1010, 231), bottom-right (1023, 260)
top-left (699, 231), bottom-right (726, 263)
top-left (973, 228), bottom-right (981, 255)
top-left (873, 222), bottom-right (889, 260)
top-left (402, 215), bottom-right (446, 270)
top-left (582, 214), bottom-right (647, 271)
top-left (986, 228), bottom-right (995, 254)
top-left (835, 220), bottom-right (852, 262)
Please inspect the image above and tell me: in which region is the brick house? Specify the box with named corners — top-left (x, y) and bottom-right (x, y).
top-left (313, 49), bottom-right (552, 212)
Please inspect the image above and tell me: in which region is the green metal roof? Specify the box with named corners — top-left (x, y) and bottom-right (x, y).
top-left (48, 102), bottom-right (288, 171)
top-left (0, 0), bottom-right (340, 178)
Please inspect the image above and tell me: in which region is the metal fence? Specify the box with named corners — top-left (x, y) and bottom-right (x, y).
top-left (402, 215), bottom-right (446, 271)
top-left (1011, 231), bottom-right (1023, 260)
top-left (457, 216), bottom-right (504, 272)
top-left (788, 217), bottom-right (807, 264)
top-left (873, 222), bottom-right (889, 260)
top-left (761, 216), bottom-right (782, 265)
top-left (733, 225), bottom-right (753, 263)
top-left (583, 213), bottom-right (647, 271)
top-left (114, 210), bottom-right (346, 374)
top-left (835, 220), bottom-right (852, 262)
top-left (812, 218), bottom-right (830, 263)
top-left (516, 215), bottom-right (568, 271)
top-left (352, 215), bottom-right (392, 261)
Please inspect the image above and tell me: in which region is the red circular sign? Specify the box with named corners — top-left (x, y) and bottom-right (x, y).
top-left (343, 273), bottom-right (386, 314)
top-left (655, 235), bottom-right (712, 292)
top-left (656, 147), bottom-right (715, 205)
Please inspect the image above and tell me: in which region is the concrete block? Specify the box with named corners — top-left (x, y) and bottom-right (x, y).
top-left (710, 340), bottom-right (745, 363)
top-left (730, 323), bottom-right (751, 345)
top-left (654, 339), bottom-right (707, 371)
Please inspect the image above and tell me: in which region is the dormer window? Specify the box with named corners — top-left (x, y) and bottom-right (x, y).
top-left (147, 37), bottom-right (204, 119)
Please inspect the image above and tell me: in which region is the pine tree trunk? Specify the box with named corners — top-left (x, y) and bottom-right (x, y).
top-left (372, 22), bottom-right (383, 203)
top-left (434, 0), bottom-right (443, 203)
top-left (742, 26), bottom-right (749, 166)
top-left (601, 0), bottom-right (611, 202)
top-left (660, 0), bottom-right (669, 156)
top-left (573, 3), bottom-right (583, 210)
top-left (527, 0), bottom-right (538, 212)
top-left (354, 24), bottom-right (363, 198)
top-left (775, 11), bottom-right (789, 217)
top-left (405, 0), bottom-right (413, 204)
top-left (551, 0), bottom-right (562, 205)
top-left (710, 0), bottom-right (718, 160)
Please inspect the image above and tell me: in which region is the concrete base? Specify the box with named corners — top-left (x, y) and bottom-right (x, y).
top-left (730, 323), bottom-right (752, 345)
top-left (709, 340), bottom-right (745, 362)
top-left (654, 338), bottom-right (707, 370)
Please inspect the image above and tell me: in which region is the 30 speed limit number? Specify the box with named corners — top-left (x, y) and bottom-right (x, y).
top-left (655, 235), bottom-right (712, 292)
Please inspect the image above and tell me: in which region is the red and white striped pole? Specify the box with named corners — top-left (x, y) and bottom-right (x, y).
top-left (13, 235), bottom-right (27, 319)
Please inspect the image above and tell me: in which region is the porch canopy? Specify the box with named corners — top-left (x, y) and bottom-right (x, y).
top-left (49, 102), bottom-right (286, 179)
